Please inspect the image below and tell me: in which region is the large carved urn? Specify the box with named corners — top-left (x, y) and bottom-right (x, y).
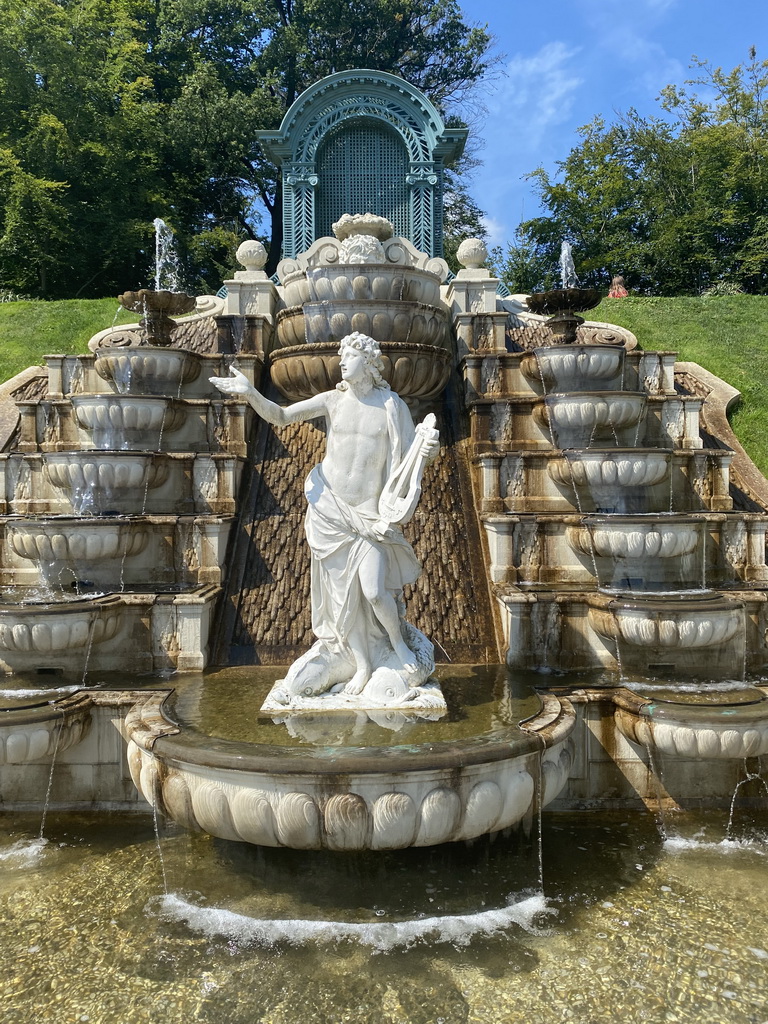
top-left (271, 214), bottom-right (453, 402)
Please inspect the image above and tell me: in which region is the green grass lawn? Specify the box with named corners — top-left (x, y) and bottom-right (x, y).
top-left (0, 299), bottom-right (136, 384)
top-left (2, 294), bottom-right (767, 472)
top-left (594, 295), bottom-right (768, 474)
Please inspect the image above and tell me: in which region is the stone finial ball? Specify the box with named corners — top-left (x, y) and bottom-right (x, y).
top-left (457, 237), bottom-right (488, 270)
top-left (236, 239), bottom-right (268, 271)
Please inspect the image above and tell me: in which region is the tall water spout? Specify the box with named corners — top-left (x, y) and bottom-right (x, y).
top-left (153, 218), bottom-right (182, 292)
top-left (559, 241), bottom-right (579, 289)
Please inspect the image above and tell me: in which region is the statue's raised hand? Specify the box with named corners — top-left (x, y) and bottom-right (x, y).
top-left (209, 367), bottom-right (252, 396)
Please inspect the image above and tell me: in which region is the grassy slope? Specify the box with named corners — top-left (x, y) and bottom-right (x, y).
top-left (1, 295), bottom-right (767, 471)
top-left (594, 296), bottom-right (768, 474)
top-left (0, 299), bottom-right (135, 383)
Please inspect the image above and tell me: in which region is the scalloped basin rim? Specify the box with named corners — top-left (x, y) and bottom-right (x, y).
top-left (150, 699), bottom-right (576, 775)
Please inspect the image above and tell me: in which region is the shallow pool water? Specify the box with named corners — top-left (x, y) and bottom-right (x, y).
top-left (1, 810), bottom-right (766, 1023)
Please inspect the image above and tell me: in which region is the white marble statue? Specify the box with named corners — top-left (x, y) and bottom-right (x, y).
top-left (210, 332), bottom-right (444, 710)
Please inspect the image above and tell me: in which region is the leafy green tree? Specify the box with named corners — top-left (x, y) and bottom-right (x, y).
top-left (160, 0), bottom-right (494, 274)
top-left (513, 50), bottom-right (768, 296)
top-left (0, 0), bottom-right (493, 296)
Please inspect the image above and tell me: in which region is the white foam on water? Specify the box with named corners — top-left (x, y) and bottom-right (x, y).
top-left (0, 685), bottom-right (81, 700)
top-left (148, 891), bottom-right (553, 951)
top-left (0, 837), bottom-right (49, 867)
top-left (664, 835), bottom-right (767, 856)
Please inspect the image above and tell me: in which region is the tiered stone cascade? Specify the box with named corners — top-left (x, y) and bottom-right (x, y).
top-left (0, 319), bottom-right (261, 675)
top-left (450, 274), bottom-right (768, 680)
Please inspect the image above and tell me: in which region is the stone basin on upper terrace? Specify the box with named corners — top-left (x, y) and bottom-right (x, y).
top-left (43, 451), bottom-right (170, 515)
top-left (94, 346), bottom-right (203, 396)
top-left (71, 395), bottom-right (187, 450)
top-left (534, 392), bottom-right (648, 448)
top-left (520, 345), bottom-right (626, 393)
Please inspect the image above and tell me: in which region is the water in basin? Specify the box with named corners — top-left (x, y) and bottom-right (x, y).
top-left (0, 809), bottom-right (765, 1023)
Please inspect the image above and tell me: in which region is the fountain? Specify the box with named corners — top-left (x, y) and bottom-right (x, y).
top-left (0, 69), bottom-right (765, 1024)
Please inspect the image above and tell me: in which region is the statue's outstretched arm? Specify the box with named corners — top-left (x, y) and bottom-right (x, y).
top-left (209, 367), bottom-right (327, 426)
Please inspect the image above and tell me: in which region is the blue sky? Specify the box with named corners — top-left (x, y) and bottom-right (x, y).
top-left (459, 0), bottom-right (767, 247)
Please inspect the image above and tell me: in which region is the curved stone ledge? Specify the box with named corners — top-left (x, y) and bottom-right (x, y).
top-left (613, 688), bottom-right (768, 760)
top-left (0, 692), bottom-right (92, 764)
top-left (125, 691), bottom-right (576, 850)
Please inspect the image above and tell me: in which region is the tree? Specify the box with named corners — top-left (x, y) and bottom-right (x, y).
top-left (160, 0), bottom-right (494, 274)
top-left (512, 50), bottom-right (768, 296)
top-left (0, 0), bottom-right (494, 296)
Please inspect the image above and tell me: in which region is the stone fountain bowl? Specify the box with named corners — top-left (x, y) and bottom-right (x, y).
top-left (588, 593), bottom-right (743, 650)
top-left (118, 289), bottom-right (197, 318)
top-left (281, 264), bottom-right (443, 308)
top-left (526, 288), bottom-right (602, 316)
top-left (125, 690), bottom-right (576, 851)
top-left (275, 300), bottom-right (451, 351)
top-left (613, 687), bottom-right (768, 760)
top-left (567, 516), bottom-right (702, 560)
top-left (548, 449), bottom-right (673, 514)
top-left (548, 450), bottom-right (671, 490)
top-left (269, 342), bottom-right (452, 402)
top-left (43, 452), bottom-right (170, 515)
top-left (0, 691), bottom-right (93, 763)
top-left (7, 517), bottom-right (150, 563)
top-left (520, 345), bottom-right (625, 392)
top-left (0, 595), bottom-right (121, 654)
top-left (534, 392), bottom-right (647, 448)
top-left (71, 395), bottom-right (186, 449)
top-left (94, 347), bottom-right (202, 395)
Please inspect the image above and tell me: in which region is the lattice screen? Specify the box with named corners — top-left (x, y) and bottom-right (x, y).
top-left (315, 120), bottom-right (410, 238)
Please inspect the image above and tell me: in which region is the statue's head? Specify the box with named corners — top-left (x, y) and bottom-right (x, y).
top-left (337, 332), bottom-right (389, 391)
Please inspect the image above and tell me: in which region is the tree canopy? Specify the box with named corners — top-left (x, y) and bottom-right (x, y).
top-left (497, 50), bottom-right (768, 296)
top-left (0, 0), bottom-right (493, 297)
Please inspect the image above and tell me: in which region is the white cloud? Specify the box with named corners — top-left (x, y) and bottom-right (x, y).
top-left (480, 215), bottom-right (507, 249)
top-left (488, 42), bottom-right (584, 147)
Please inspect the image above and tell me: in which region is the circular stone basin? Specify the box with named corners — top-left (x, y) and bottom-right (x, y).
top-left (94, 347), bottom-right (202, 395)
top-left (43, 452), bottom-right (169, 514)
top-left (588, 593), bottom-right (743, 649)
top-left (269, 342), bottom-right (452, 402)
top-left (567, 516), bottom-right (702, 560)
top-left (71, 395), bottom-right (186, 449)
top-left (534, 392), bottom-right (647, 447)
top-left (0, 595), bottom-right (121, 653)
top-left (276, 300), bottom-right (451, 351)
top-left (548, 450), bottom-right (671, 490)
top-left (281, 265), bottom-right (442, 308)
top-left (7, 517), bottom-right (150, 563)
top-left (520, 346), bottom-right (625, 392)
top-left (125, 667), bottom-right (576, 851)
top-left (613, 686), bottom-right (768, 760)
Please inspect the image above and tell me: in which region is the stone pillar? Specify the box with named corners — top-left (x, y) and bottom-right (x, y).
top-left (448, 238), bottom-right (508, 358)
top-left (746, 520), bottom-right (768, 581)
top-left (711, 452), bottom-right (733, 511)
top-left (683, 399), bottom-right (703, 449)
top-left (476, 453), bottom-right (503, 512)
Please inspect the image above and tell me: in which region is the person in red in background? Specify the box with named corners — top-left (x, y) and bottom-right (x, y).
top-left (608, 274), bottom-right (628, 298)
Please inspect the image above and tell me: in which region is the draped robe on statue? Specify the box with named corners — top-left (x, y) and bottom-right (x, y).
top-left (303, 390), bottom-right (420, 656)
